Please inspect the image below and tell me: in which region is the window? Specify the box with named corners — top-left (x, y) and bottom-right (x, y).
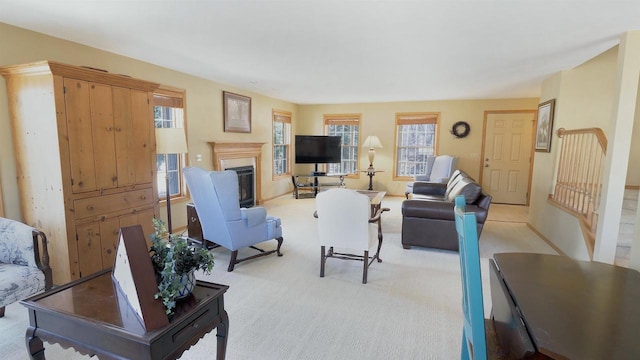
top-left (324, 114), bottom-right (361, 175)
top-left (154, 88), bottom-right (187, 200)
top-left (272, 109), bottom-right (291, 178)
top-left (395, 112), bottom-right (439, 178)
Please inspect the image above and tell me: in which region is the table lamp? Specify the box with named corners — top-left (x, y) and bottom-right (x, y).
top-left (362, 135), bottom-right (383, 169)
top-left (155, 128), bottom-right (188, 234)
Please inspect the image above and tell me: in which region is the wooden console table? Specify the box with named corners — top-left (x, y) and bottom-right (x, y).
top-left (21, 269), bottom-right (229, 360)
top-left (291, 173), bottom-right (346, 198)
top-left (490, 253), bottom-right (640, 359)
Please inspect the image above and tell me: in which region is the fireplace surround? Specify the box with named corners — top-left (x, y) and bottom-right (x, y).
top-left (209, 142), bottom-right (265, 204)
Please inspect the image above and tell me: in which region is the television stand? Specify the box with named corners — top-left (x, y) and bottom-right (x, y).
top-left (291, 173), bottom-right (346, 198)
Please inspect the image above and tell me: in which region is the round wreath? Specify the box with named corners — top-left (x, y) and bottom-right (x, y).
top-left (451, 121), bottom-right (471, 138)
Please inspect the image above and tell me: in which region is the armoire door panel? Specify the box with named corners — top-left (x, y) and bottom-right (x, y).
top-left (64, 78), bottom-right (97, 193)
top-left (99, 218), bottom-right (120, 269)
top-left (89, 82), bottom-right (118, 190)
top-left (112, 86), bottom-right (136, 187)
top-left (76, 222), bottom-right (103, 277)
top-left (135, 207), bottom-right (157, 247)
top-left (131, 90), bottom-right (154, 185)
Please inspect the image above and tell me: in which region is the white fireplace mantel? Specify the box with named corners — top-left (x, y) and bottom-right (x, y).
top-left (208, 142), bottom-right (266, 204)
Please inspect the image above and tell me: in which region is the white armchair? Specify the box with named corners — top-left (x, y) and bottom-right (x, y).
top-left (0, 217), bottom-right (52, 317)
top-left (405, 155), bottom-right (458, 198)
top-left (315, 188), bottom-right (387, 284)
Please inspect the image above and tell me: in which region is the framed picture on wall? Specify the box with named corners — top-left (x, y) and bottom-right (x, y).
top-left (535, 99), bottom-right (556, 152)
top-left (223, 91), bottom-right (252, 133)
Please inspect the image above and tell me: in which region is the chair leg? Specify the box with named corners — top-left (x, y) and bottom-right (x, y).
top-left (461, 328), bottom-right (470, 360)
top-left (362, 250), bottom-right (369, 284)
top-left (320, 246), bottom-right (326, 278)
top-left (0, 306), bottom-right (4, 318)
top-left (276, 237), bottom-right (284, 256)
top-left (228, 251), bottom-right (238, 272)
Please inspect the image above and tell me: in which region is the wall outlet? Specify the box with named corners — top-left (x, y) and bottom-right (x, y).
top-left (196, 154), bottom-right (203, 162)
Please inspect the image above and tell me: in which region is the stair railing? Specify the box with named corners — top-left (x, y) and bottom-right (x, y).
top-left (549, 127), bottom-right (607, 259)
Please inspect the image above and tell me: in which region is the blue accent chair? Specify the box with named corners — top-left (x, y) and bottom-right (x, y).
top-left (454, 195), bottom-right (506, 359)
top-left (405, 155), bottom-right (458, 198)
top-left (183, 167), bottom-right (283, 271)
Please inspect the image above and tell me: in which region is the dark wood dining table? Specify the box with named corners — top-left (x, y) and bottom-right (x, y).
top-left (490, 252), bottom-right (640, 359)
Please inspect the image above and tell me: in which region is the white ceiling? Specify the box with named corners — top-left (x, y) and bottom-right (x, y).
top-left (1, 0), bottom-right (639, 104)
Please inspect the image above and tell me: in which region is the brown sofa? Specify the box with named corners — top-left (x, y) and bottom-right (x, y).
top-left (401, 170), bottom-right (492, 252)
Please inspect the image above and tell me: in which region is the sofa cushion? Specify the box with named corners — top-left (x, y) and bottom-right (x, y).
top-left (447, 177), bottom-right (483, 204)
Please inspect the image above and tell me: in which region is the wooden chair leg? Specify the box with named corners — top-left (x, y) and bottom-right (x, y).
top-left (276, 237), bottom-right (284, 256)
top-left (320, 246), bottom-right (326, 278)
top-left (362, 250), bottom-right (369, 284)
top-left (228, 251), bottom-right (238, 272)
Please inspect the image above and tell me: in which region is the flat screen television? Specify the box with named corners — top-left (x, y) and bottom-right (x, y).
top-left (295, 135), bottom-right (342, 164)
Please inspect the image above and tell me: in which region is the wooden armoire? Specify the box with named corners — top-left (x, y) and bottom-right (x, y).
top-left (0, 61), bottom-right (160, 284)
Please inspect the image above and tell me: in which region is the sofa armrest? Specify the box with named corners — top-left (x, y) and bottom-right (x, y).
top-left (412, 182), bottom-right (447, 196)
top-left (402, 200), bottom-right (455, 221)
top-left (402, 199), bottom-right (489, 223)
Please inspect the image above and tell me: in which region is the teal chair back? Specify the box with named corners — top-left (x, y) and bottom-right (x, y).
top-left (454, 195), bottom-right (487, 360)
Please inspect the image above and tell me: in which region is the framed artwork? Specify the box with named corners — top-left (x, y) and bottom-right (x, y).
top-left (223, 91), bottom-right (252, 133)
top-left (535, 99), bottom-right (555, 152)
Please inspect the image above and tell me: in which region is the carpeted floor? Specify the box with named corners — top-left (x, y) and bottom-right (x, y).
top-left (0, 195), bottom-right (557, 359)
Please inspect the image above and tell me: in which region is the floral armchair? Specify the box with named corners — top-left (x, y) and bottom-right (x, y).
top-left (0, 217), bottom-right (52, 317)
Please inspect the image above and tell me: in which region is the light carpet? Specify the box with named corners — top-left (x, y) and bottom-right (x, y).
top-left (0, 195), bottom-right (557, 359)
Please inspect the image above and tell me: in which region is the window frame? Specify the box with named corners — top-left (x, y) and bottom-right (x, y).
top-left (154, 87), bottom-right (188, 202)
top-left (323, 113), bottom-right (361, 178)
top-left (393, 112), bottom-right (440, 181)
top-left (272, 109), bottom-right (292, 180)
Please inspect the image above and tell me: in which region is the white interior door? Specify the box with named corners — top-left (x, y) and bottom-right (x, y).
top-left (482, 111), bottom-right (536, 205)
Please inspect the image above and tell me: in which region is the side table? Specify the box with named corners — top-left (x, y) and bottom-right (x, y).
top-left (360, 168), bottom-right (384, 190)
top-left (21, 269), bottom-right (229, 360)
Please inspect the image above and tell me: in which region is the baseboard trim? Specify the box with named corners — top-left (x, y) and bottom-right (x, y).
top-left (526, 222), bottom-right (567, 257)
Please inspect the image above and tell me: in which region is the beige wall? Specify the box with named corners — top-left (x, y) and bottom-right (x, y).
top-left (528, 43), bottom-right (640, 260)
top-left (0, 22), bottom-right (298, 229)
top-left (298, 98), bottom-right (539, 195)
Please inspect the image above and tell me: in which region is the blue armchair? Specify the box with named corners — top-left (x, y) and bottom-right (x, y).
top-left (183, 167), bottom-right (283, 271)
top-left (405, 155), bottom-right (458, 198)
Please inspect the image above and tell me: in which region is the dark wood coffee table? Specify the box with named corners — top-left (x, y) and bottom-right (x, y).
top-left (21, 269), bottom-right (229, 360)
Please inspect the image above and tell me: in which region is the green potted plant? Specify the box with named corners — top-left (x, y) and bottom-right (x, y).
top-left (149, 218), bottom-right (214, 315)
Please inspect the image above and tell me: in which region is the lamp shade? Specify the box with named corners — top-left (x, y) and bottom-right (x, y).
top-left (155, 128), bottom-right (188, 154)
top-left (362, 135), bottom-right (383, 149)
